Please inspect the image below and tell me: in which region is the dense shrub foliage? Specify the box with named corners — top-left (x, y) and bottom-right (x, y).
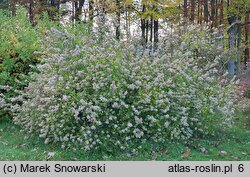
top-left (10, 27), bottom-right (236, 151)
top-left (0, 9), bottom-right (41, 116)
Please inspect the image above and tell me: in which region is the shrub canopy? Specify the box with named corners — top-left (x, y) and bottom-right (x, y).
top-left (11, 27), bottom-right (235, 151)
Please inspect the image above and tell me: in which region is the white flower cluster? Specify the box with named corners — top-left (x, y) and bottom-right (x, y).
top-left (11, 27), bottom-right (236, 151)
top-left (0, 94), bottom-right (6, 109)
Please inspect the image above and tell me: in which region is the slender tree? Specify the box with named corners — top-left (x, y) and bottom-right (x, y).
top-left (219, 0), bottom-right (224, 25)
top-left (236, 17), bottom-right (242, 74)
top-left (141, 3), bottom-right (146, 46)
top-left (215, 0), bottom-right (218, 27)
top-left (245, 13), bottom-right (250, 67)
top-left (48, 0), bottom-right (60, 19)
top-left (115, 0), bottom-right (121, 40)
top-left (75, 0), bottom-right (85, 21)
top-left (10, 0), bottom-right (16, 16)
top-left (89, 0), bottom-right (94, 31)
top-left (228, 15), bottom-right (237, 76)
top-left (154, 19), bottom-right (159, 49)
top-left (197, 0), bottom-right (201, 24)
top-left (211, 0), bottom-right (215, 27)
top-left (184, 0), bottom-right (188, 19)
top-left (146, 19), bottom-right (149, 44)
top-left (204, 0), bottom-right (209, 22)
top-left (125, 9), bottom-right (131, 39)
top-left (150, 15), bottom-right (153, 43)
top-left (190, 0), bottom-right (195, 22)
top-left (29, 0), bottom-right (34, 25)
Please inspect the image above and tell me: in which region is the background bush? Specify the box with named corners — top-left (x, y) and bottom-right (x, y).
top-left (0, 9), bottom-right (41, 117)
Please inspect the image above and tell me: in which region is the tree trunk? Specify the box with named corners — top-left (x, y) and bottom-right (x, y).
top-left (190, 0), bottom-right (195, 22)
top-left (115, 0), bottom-right (121, 40)
top-left (200, 0), bottom-right (203, 24)
top-left (211, 0), bottom-right (215, 27)
top-left (228, 15), bottom-right (237, 77)
top-left (153, 0), bottom-right (158, 50)
top-left (141, 4), bottom-right (146, 45)
top-left (204, 0), bottom-right (209, 23)
top-left (76, 0), bottom-right (85, 21)
top-left (49, 0), bottom-right (59, 19)
top-left (74, 1), bottom-right (78, 21)
top-left (89, 0), bottom-right (94, 21)
top-left (88, 0), bottom-right (94, 31)
top-left (184, 0), bottom-right (188, 19)
top-left (141, 18), bottom-right (146, 43)
top-left (198, 0), bottom-right (201, 24)
top-left (219, 0), bottom-right (224, 25)
top-left (38, 0), bottom-right (48, 14)
top-left (29, 0), bottom-right (34, 25)
top-left (11, 0), bottom-right (16, 16)
top-left (125, 11), bottom-right (131, 39)
top-left (245, 13), bottom-right (250, 68)
top-left (146, 20), bottom-right (149, 44)
top-left (57, 0), bottom-right (60, 10)
top-left (236, 18), bottom-right (242, 75)
top-left (215, 0), bottom-right (218, 27)
top-left (154, 19), bottom-right (159, 49)
top-left (150, 16), bottom-right (153, 43)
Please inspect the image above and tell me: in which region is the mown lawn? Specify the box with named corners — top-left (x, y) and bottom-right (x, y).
top-left (0, 105), bottom-right (249, 161)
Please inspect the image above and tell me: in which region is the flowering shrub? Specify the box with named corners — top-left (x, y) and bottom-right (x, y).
top-left (157, 26), bottom-right (236, 137)
top-left (11, 27), bottom-right (235, 151)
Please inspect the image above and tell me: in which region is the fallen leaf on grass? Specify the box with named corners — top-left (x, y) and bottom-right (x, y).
top-left (160, 149), bottom-right (168, 155)
top-left (47, 152), bottom-right (56, 159)
top-left (181, 146), bottom-right (190, 158)
top-left (151, 151), bottom-right (157, 160)
top-left (31, 148), bottom-right (38, 152)
top-left (200, 147), bottom-right (208, 154)
top-left (219, 151), bottom-right (227, 155)
top-left (232, 156), bottom-right (241, 160)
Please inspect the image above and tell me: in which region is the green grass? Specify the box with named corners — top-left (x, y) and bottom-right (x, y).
top-left (0, 109), bottom-right (249, 161)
